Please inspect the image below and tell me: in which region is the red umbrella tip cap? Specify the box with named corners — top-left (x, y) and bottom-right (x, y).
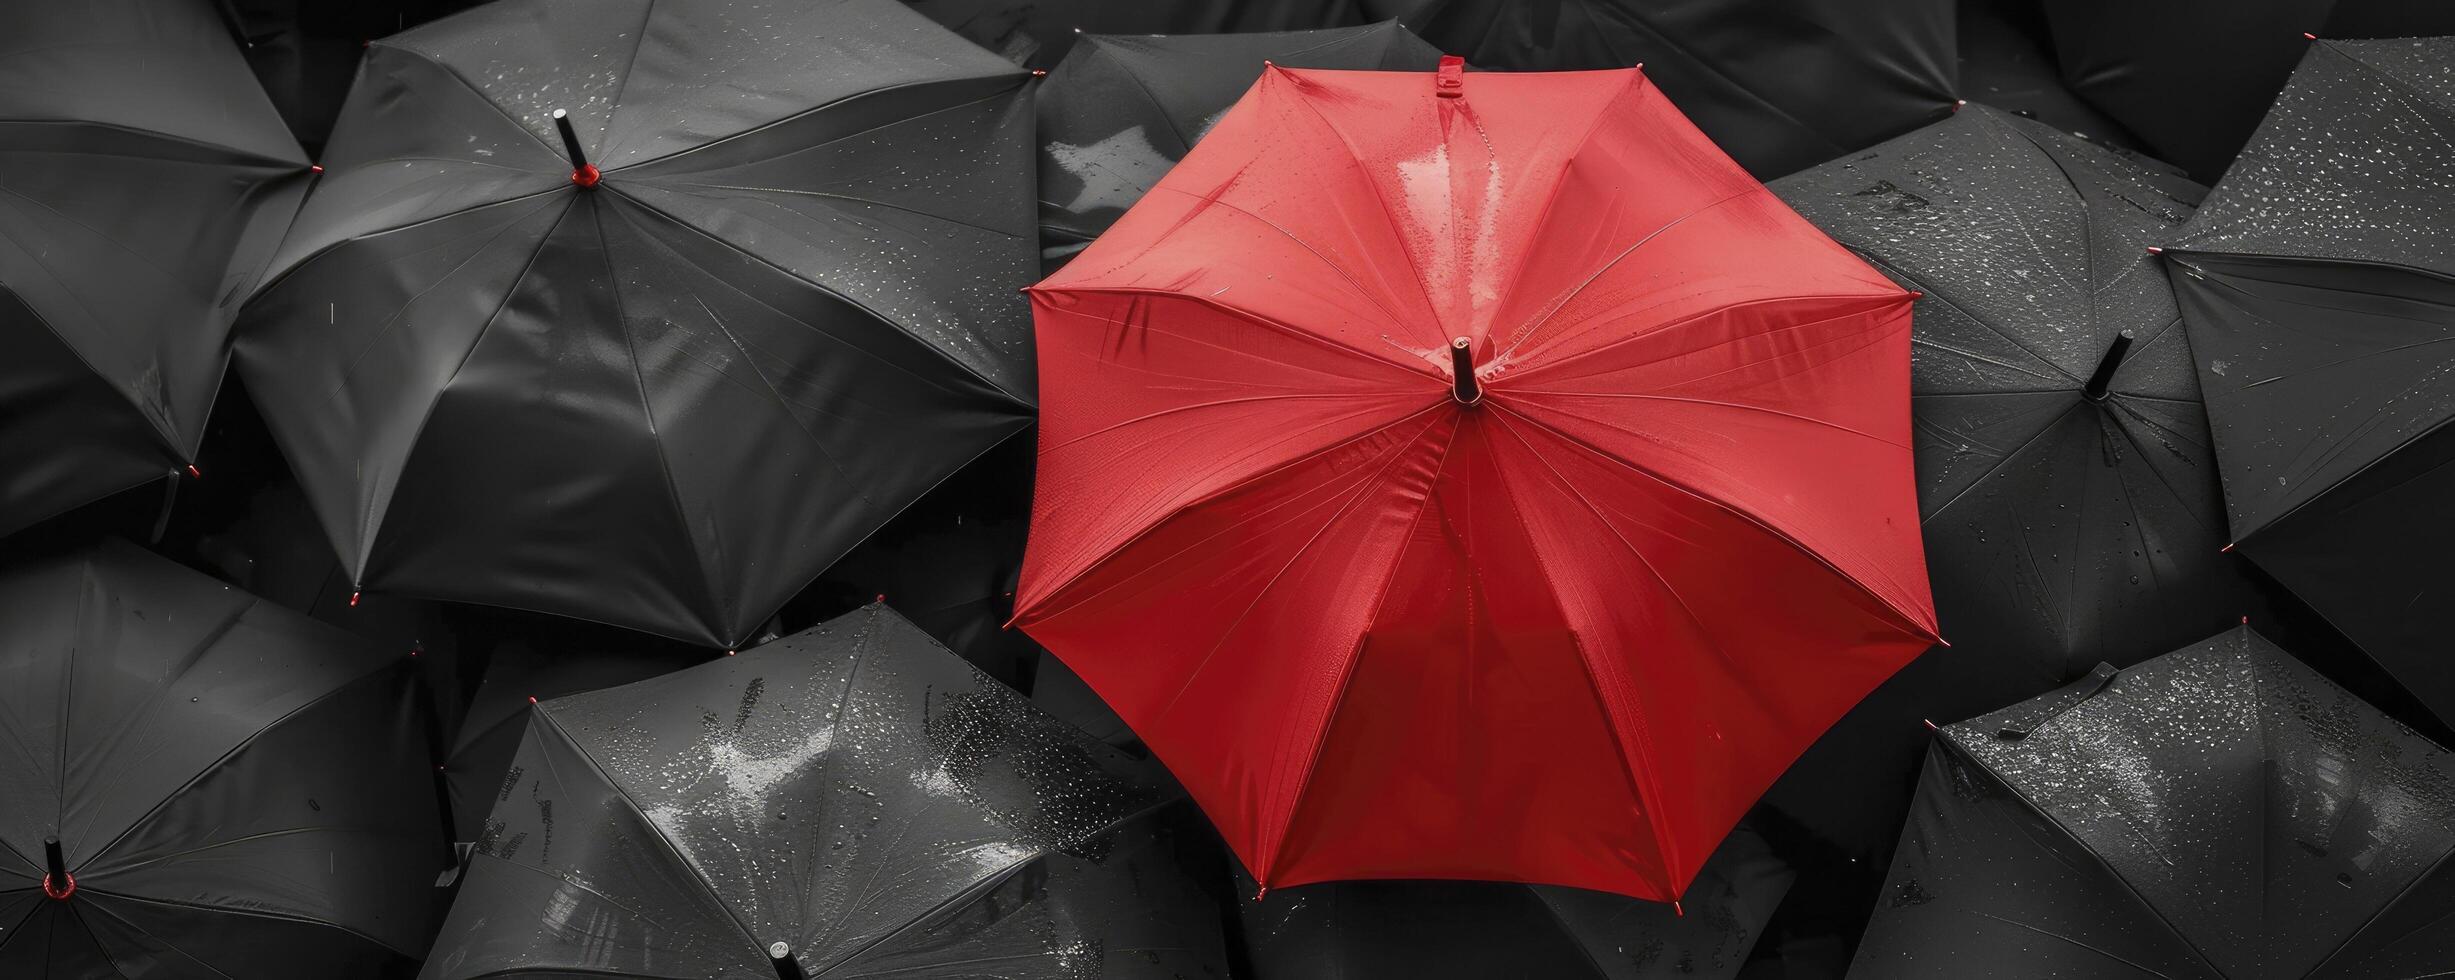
top-left (348, 590), bottom-right (361, 607)
top-left (571, 164), bottom-right (602, 188)
top-left (309, 164), bottom-right (324, 174)
top-left (2303, 32), bottom-right (2319, 40)
top-left (1436, 55), bottom-right (1465, 98)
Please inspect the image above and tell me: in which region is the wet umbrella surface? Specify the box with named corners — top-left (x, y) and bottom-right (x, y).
top-left (1765, 104), bottom-right (2263, 857)
top-left (236, 0), bottom-right (1039, 648)
top-left (1016, 62), bottom-right (1939, 902)
top-left (902, 0), bottom-right (1370, 68)
top-left (0, 0), bottom-right (308, 535)
top-left (422, 603), bottom-right (1227, 979)
top-left (2161, 38), bottom-right (2455, 730)
top-left (1034, 22), bottom-right (1441, 268)
top-left (0, 539), bottom-right (445, 978)
top-left (1856, 625), bottom-right (2455, 977)
top-left (1358, 0), bottom-right (1958, 177)
top-left (1236, 827), bottom-right (1791, 980)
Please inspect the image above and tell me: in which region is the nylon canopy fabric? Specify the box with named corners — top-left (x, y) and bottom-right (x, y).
top-left (421, 603), bottom-right (1228, 979)
top-left (1016, 63), bottom-right (1939, 901)
top-left (0, 0), bottom-right (309, 536)
top-left (438, 639), bottom-right (707, 840)
top-left (1036, 22), bottom-right (1442, 268)
top-left (1765, 105), bottom-right (2262, 857)
top-left (235, 0), bottom-right (1039, 649)
top-left (2044, 2), bottom-right (2455, 180)
top-left (1236, 828), bottom-right (1792, 980)
top-left (1359, 0), bottom-right (1958, 177)
top-left (1854, 626), bottom-right (2455, 978)
top-left (2161, 38), bottom-right (2455, 729)
top-left (0, 539), bottom-right (444, 978)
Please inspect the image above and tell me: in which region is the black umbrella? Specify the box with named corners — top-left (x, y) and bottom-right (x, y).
top-left (1763, 104), bottom-right (2262, 854)
top-left (1356, 0), bottom-right (1957, 177)
top-left (0, 0), bottom-right (309, 537)
top-left (237, 0), bottom-right (1039, 649)
top-left (904, 0), bottom-right (1369, 69)
top-left (439, 638), bottom-right (708, 841)
top-left (2044, 4), bottom-right (2455, 180)
top-left (1233, 828), bottom-right (1790, 980)
top-left (422, 602), bottom-right (1229, 979)
top-left (1035, 22), bottom-right (1441, 269)
top-left (1855, 625), bottom-right (2455, 977)
top-left (2161, 37), bottom-right (2455, 729)
top-left (0, 539), bottom-right (445, 978)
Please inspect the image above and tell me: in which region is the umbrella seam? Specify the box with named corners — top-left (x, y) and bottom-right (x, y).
top-left (608, 71), bottom-right (1030, 176)
top-left (370, 40), bottom-right (571, 165)
top-left (1088, 39), bottom-right (1196, 157)
top-left (68, 883), bottom-right (420, 961)
top-left (0, 119), bottom-right (307, 171)
top-left (1030, 284), bottom-right (1441, 383)
top-left (1484, 67), bottom-right (1648, 356)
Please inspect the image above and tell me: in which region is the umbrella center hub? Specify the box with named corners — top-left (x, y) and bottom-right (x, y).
top-left (570, 164), bottom-right (603, 189)
top-left (41, 871), bottom-right (74, 901)
top-left (1450, 336), bottom-right (1483, 406)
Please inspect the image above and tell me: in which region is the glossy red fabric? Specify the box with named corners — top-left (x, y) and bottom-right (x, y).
top-left (1015, 64), bottom-right (1938, 902)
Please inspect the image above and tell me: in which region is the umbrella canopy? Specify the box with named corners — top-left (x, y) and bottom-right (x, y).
top-left (1357, 0), bottom-right (1957, 177)
top-left (1235, 827), bottom-right (1790, 980)
top-left (903, 0), bottom-right (1369, 68)
top-left (1016, 63), bottom-right (1939, 901)
top-left (422, 602), bottom-right (1229, 979)
top-left (0, 0), bottom-right (309, 536)
top-left (236, 0), bottom-right (1038, 648)
top-left (438, 638), bottom-right (707, 840)
top-left (2044, 4), bottom-right (2455, 180)
top-left (1855, 625), bottom-right (2455, 977)
top-left (1036, 22), bottom-right (1442, 268)
top-left (1761, 105), bottom-right (2264, 859)
top-left (0, 539), bottom-right (444, 978)
top-left (2161, 37), bottom-right (2455, 728)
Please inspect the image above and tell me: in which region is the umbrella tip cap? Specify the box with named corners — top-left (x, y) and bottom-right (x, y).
top-left (2304, 32), bottom-right (2319, 40)
top-left (1436, 55), bottom-right (1465, 98)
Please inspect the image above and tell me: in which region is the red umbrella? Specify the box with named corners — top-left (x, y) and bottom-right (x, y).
top-left (1013, 59), bottom-right (1939, 902)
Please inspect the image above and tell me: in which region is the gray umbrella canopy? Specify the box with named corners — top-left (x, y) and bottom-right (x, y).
top-left (1856, 626), bottom-right (2455, 978)
top-left (0, 539), bottom-right (444, 978)
top-left (0, 0), bottom-right (308, 536)
top-left (422, 603), bottom-right (1228, 979)
top-left (2161, 38), bottom-right (2455, 730)
top-left (237, 0), bottom-right (1039, 648)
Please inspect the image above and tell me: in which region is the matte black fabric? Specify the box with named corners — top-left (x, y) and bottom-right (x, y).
top-left (422, 603), bottom-right (1228, 979)
top-left (1358, 0), bottom-right (1957, 178)
top-left (230, 0), bottom-right (484, 153)
top-left (904, 0), bottom-right (1370, 68)
top-left (236, 0), bottom-right (1039, 648)
top-left (1955, 0), bottom-right (2140, 149)
top-left (2045, 2), bottom-right (2455, 180)
top-left (1035, 22), bottom-right (1441, 267)
top-left (2163, 38), bottom-right (2455, 728)
top-left (1766, 106), bottom-right (2259, 855)
top-left (1854, 626), bottom-right (2455, 977)
top-left (0, 540), bottom-right (445, 978)
top-left (1235, 828), bottom-right (1790, 980)
top-left (0, 0), bottom-right (309, 536)
top-left (440, 640), bottom-right (708, 841)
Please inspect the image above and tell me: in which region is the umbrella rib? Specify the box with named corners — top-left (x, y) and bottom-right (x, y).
top-left (1254, 418), bottom-right (1464, 884)
top-left (612, 71), bottom-right (1029, 176)
top-left (1951, 910), bottom-right (2183, 978)
top-left (1495, 184), bottom-right (1766, 362)
top-left (50, 593), bottom-right (250, 860)
top-left (72, 895), bottom-right (235, 979)
top-left (2302, 838), bottom-right (2455, 974)
top-left (375, 41), bottom-right (569, 164)
top-left (593, 204), bottom-right (731, 643)
top-left (1020, 403), bottom-right (1446, 622)
top-left (249, 182), bottom-right (571, 300)
top-left (2102, 403), bottom-right (2224, 534)
top-left (1491, 402), bottom-right (1936, 638)
top-left (1503, 390), bottom-right (1909, 448)
top-left (1036, 284), bottom-right (1435, 383)
top-left (607, 184), bottom-right (1033, 405)
top-left (1920, 401), bottom-right (2086, 525)
top-left (597, 0), bottom-right (661, 160)
top-left (0, 119), bottom-right (306, 171)
top-left (353, 196), bottom-right (579, 580)
top-left (317, 194), bottom-right (568, 404)
top-left (660, 182), bottom-right (1027, 239)
top-left (73, 880), bottom-right (423, 961)
top-left (1276, 78), bottom-right (1455, 349)
top-left (2002, 119), bottom-right (2108, 337)
top-left (1859, 254), bottom-right (2081, 384)
top-left (1502, 290), bottom-right (1907, 387)
top-left (1090, 40), bottom-right (1196, 156)
top-left (1141, 184), bottom-right (1438, 348)
top-left (1480, 67), bottom-right (1647, 351)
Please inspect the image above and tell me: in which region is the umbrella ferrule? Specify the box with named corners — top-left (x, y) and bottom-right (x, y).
top-left (1450, 337), bottom-right (1482, 405)
top-left (41, 836), bottom-right (72, 900)
top-left (2082, 330), bottom-right (2135, 402)
top-left (1436, 55), bottom-right (1465, 99)
top-left (551, 109), bottom-right (598, 188)
top-left (768, 941), bottom-right (801, 980)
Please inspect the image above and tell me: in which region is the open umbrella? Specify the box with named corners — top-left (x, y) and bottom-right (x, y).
top-left (0, 0), bottom-right (309, 537)
top-left (237, 0), bottom-right (1038, 648)
top-left (423, 602), bottom-right (1226, 979)
top-left (1235, 827), bottom-right (1790, 980)
top-left (0, 539), bottom-right (445, 978)
top-left (904, 0), bottom-right (1369, 69)
top-left (2160, 37), bottom-right (2455, 728)
top-left (1016, 62), bottom-right (1938, 901)
top-left (1855, 625), bottom-right (2455, 977)
top-left (1761, 105), bottom-right (2263, 859)
top-left (1357, 0), bottom-right (1957, 177)
top-left (2044, 5), bottom-right (2455, 180)
top-left (1036, 22), bottom-right (1441, 268)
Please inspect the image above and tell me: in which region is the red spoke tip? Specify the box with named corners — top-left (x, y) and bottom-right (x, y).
top-left (875, 593), bottom-right (887, 604)
top-left (2220, 542), bottom-right (2236, 553)
top-left (1952, 99), bottom-right (1967, 112)
top-left (2144, 246), bottom-right (2164, 255)
top-left (2241, 615), bottom-right (2250, 625)
top-left (348, 591), bottom-right (362, 607)
top-left (570, 164), bottom-right (602, 188)
top-left (1031, 69), bottom-right (1047, 77)
top-left (185, 464), bottom-right (202, 478)
top-left (309, 164), bottom-right (324, 174)
top-left (2303, 32), bottom-right (2318, 40)
top-left (527, 696), bottom-right (539, 704)
top-left (41, 873), bottom-right (74, 901)
top-left (726, 649), bottom-right (737, 656)
top-left (1922, 718), bottom-right (1940, 732)
top-left (1673, 901), bottom-right (1685, 917)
